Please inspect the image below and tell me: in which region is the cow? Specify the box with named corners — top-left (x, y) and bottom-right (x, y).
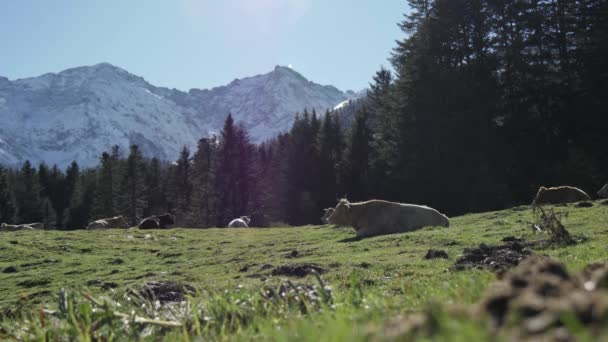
top-left (27, 222), bottom-right (44, 230)
top-left (86, 216), bottom-right (130, 230)
top-left (138, 213), bottom-right (175, 229)
top-left (532, 186), bottom-right (591, 206)
top-left (598, 183), bottom-right (608, 199)
top-left (228, 216), bottom-right (251, 228)
top-left (321, 208), bottom-right (334, 224)
top-left (0, 223), bottom-right (36, 231)
top-left (326, 199), bottom-right (450, 238)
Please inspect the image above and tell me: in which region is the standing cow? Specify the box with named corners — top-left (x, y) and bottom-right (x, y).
top-left (327, 199), bottom-right (450, 238)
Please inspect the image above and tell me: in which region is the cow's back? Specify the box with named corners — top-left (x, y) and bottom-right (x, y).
top-left (87, 220), bottom-right (108, 230)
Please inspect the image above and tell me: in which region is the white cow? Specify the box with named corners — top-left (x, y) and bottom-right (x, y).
top-left (228, 216), bottom-right (251, 228)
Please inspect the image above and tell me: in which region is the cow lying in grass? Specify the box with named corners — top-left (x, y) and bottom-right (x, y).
top-left (0, 223), bottom-right (43, 231)
top-left (598, 183), bottom-right (608, 199)
top-left (86, 216), bottom-right (130, 230)
top-left (228, 216), bottom-right (251, 228)
top-left (532, 186), bottom-right (591, 205)
top-left (139, 213), bottom-right (175, 229)
top-left (326, 199), bottom-right (450, 238)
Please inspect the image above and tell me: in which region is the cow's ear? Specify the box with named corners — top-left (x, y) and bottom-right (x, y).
top-left (345, 203), bottom-right (351, 210)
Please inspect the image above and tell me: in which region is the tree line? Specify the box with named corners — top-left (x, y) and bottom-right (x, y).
top-left (1, 0), bottom-right (606, 228)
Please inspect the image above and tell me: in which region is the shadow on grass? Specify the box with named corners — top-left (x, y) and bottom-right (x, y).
top-left (338, 236), bottom-right (362, 243)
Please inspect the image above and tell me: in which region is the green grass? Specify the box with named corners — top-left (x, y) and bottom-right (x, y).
top-left (1, 201), bottom-right (607, 340)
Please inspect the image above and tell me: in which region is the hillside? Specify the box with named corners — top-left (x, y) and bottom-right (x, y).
top-left (0, 201), bottom-right (607, 340)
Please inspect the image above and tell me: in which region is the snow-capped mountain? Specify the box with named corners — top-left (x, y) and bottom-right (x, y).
top-left (0, 63), bottom-right (354, 168)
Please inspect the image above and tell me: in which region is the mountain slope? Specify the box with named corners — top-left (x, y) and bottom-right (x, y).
top-left (0, 63), bottom-right (353, 167)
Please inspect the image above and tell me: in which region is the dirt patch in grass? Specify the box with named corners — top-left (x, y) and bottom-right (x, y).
top-left (479, 257), bottom-right (608, 340)
top-left (2, 266), bottom-right (18, 273)
top-left (17, 279), bottom-right (51, 288)
top-left (285, 250), bottom-right (300, 258)
top-left (453, 240), bottom-right (533, 272)
top-left (20, 259), bottom-right (59, 268)
top-left (425, 249), bottom-right (449, 259)
top-left (138, 281), bottom-right (196, 303)
top-left (575, 201), bottom-right (593, 208)
top-left (156, 252), bottom-right (183, 259)
top-left (110, 258), bottom-right (125, 265)
top-left (271, 264), bottom-right (326, 277)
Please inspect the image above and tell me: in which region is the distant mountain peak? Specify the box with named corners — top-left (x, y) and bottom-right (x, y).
top-left (0, 64), bottom-right (357, 167)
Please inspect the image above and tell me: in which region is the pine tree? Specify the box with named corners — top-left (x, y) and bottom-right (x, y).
top-left (94, 152), bottom-right (117, 218)
top-left (213, 115), bottom-right (256, 226)
top-left (172, 146), bottom-right (193, 225)
top-left (286, 112), bottom-right (318, 225)
top-left (0, 166), bottom-right (16, 224)
top-left (315, 111), bottom-right (344, 210)
top-left (190, 137), bottom-right (217, 227)
top-left (344, 109), bottom-right (372, 201)
top-left (119, 145), bottom-right (148, 225)
top-left (144, 157), bottom-right (167, 218)
top-left (65, 171), bottom-right (97, 230)
top-left (13, 161), bottom-right (44, 223)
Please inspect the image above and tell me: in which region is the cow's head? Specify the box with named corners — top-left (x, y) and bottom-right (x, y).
top-left (321, 208), bottom-right (334, 223)
top-left (240, 216), bottom-right (251, 224)
top-left (328, 199), bottom-right (352, 226)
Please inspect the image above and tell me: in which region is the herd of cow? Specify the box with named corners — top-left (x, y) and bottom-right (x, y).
top-left (1, 184), bottom-right (607, 236)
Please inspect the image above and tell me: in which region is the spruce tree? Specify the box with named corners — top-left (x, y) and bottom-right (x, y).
top-left (190, 137), bottom-right (216, 227)
top-left (0, 166), bottom-right (16, 224)
top-left (119, 145), bottom-right (147, 226)
top-left (144, 157), bottom-right (166, 218)
top-left (213, 115), bottom-right (256, 226)
top-left (65, 171), bottom-right (97, 230)
top-left (14, 161), bottom-right (44, 223)
top-left (344, 109), bottom-right (372, 201)
top-left (172, 146), bottom-right (193, 225)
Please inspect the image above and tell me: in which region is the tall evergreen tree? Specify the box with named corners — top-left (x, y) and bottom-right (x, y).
top-left (172, 146), bottom-right (193, 225)
top-left (13, 161), bottom-right (44, 223)
top-left (119, 145), bottom-right (147, 225)
top-left (144, 157), bottom-right (167, 218)
top-left (190, 138), bottom-right (217, 227)
top-left (0, 166), bottom-right (16, 224)
top-left (214, 115), bottom-right (256, 226)
top-left (65, 171), bottom-right (97, 230)
top-left (344, 109), bottom-right (372, 201)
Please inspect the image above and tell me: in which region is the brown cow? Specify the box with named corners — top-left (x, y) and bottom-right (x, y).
top-left (532, 186), bottom-right (591, 206)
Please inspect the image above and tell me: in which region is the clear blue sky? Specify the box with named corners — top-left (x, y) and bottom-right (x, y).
top-left (0, 0), bottom-right (407, 91)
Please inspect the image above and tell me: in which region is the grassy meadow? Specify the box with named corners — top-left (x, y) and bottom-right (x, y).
top-left (0, 201), bottom-right (607, 340)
